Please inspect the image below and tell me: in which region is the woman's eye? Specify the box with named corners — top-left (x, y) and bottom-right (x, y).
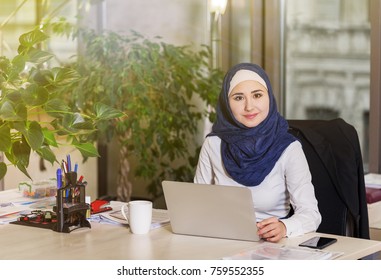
top-left (253, 93), bottom-right (262, 99)
top-left (233, 96), bottom-right (244, 101)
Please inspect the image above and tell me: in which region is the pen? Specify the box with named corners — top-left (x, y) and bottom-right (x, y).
top-left (61, 160), bottom-right (68, 174)
top-left (20, 201), bottom-right (38, 205)
top-left (74, 163), bottom-right (78, 173)
top-left (78, 175), bottom-right (84, 183)
top-left (56, 168), bottom-right (62, 189)
top-left (61, 161), bottom-right (68, 198)
top-left (67, 154), bottom-right (72, 172)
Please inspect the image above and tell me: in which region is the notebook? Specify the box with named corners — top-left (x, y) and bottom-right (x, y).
top-left (162, 180), bottom-right (260, 242)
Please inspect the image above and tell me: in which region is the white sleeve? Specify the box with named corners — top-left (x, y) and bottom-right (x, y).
top-left (280, 142), bottom-right (322, 237)
top-left (194, 138), bottom-right (214, 184)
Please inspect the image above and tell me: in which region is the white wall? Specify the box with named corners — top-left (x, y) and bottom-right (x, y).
top-left (107, 0), bottom-right (208, 45)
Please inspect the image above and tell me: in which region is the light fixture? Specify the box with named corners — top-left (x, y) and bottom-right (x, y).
top-left (209, 0), bottom-right (228, 15)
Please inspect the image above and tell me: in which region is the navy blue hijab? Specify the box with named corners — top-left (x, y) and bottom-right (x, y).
top-left (209, 63), bottom-right (296, 186)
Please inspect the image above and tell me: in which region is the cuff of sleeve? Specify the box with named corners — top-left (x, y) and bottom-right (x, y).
top-left (281, 218), bottom-right (303, 237)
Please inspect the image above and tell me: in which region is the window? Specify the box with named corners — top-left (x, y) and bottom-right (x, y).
top-left (0, 0), bottom-right (77, 62)
top-left (284, 0), bottom-right (370, 170)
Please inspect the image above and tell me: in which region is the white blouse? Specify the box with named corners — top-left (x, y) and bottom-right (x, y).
top-left (194, 136), bottom-right (321, 237)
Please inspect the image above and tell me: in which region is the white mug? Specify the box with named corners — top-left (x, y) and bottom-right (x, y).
top-left (121, 200), bottom-right (152, 234)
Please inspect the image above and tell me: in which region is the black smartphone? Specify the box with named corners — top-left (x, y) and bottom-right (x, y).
top-left (299, 237), bottom-right (337, 249)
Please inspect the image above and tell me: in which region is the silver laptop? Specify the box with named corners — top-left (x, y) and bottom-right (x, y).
top-left (162, 180), bottom-right (260, 242)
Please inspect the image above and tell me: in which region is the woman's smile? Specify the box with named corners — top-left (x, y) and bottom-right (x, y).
top-left (244, 113), bottom-right (258, 120)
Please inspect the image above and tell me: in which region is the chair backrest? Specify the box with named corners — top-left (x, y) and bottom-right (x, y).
top-left (288, 118), bottom-right (369, 239)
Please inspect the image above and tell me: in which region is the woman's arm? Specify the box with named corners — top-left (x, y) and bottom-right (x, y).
top-left (194, 138), bottom-right (215, 184)
top-left (281, 141), bottom-right (322, 237)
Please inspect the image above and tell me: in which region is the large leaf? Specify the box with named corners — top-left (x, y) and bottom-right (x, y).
top-left (72, 120), bottom-right (94, 130)
top-left (14, 121), bottom-right (44, 151)
top-left (95, 103), bottom-right (125, 120)
top-left (27, 48), bottom-right (55, 64)
top-left (19, 29), bottom-right (50, 48)
top-left (24, 121), bottom-right (44, 150)
top-left (10, 139), bottom-right (31, 168)
top-left (16, 162), bottom-right (31, 179)
top-left (45, 98), bottom-right (70, 118)
top-left (58, 113), bottom-right (95, 131)
top-left (21, 84), bottom-right (49, 106)
top-left (0, 125), bottom-right (12, 152)
top-left (42, 128), bottom-right (58, 147)
top-left (11, 54), bottom-right (26, 75)
top-left (0, 101), bottom-right (24, 121)
top-left (72, 142), bottom-right (100, 158)
top-left (4, 146), bottom-right (29, 178)
top-left (49, 67), bottom-right (81, 87)
top-left (0, 56), bottom-right (11, 73)
top-left (14, 102), bottom-right (27, 120)
top-left (31, 69), bottom-right (53, 86)
top-left (36, 145), bottom-right (57, 165)
top-left (0, 162), bottom-right (7, 180)
top-left (4, 90), bottom-right (22, 103)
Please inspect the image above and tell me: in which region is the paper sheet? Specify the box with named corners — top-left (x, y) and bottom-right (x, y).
top-left (365, 173), bottom-right (381, 189)
top-left (0, 189), bottom-right (56, 224)
top-left (89, 201), bottom-right (170, 229)
top-left (223, 244), bottom-right (343, 260)
top-left (108, 209), bottom-right (170, 229)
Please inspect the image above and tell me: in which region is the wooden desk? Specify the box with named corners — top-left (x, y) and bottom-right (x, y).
top-left (1, 188), bottom-right (381, 260)
top-left (368, 201), bottom-right (381, 241)
top-left (1, 221), bottom-right (381, 260)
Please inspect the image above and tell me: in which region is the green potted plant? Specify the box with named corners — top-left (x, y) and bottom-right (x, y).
top-left (0, 26), bottom-right (123, 180)
top-left (59, 26), bottom-right (223, 202)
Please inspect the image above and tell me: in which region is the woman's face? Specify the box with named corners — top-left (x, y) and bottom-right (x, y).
top-left (228, 80), bottom-right (270, 128)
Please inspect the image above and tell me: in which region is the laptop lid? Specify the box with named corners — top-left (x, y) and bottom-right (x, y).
top-left (162, 180), bottom-right (260, 242)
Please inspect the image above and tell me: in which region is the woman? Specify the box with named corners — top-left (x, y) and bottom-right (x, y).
top-left (194, 63), bottom-right (321, 242)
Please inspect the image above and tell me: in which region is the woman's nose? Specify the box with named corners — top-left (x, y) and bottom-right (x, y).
top-left (245, 98), bottom-right (255, 111)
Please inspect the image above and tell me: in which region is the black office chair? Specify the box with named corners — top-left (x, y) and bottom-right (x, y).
top-left (288, 118), bottom-right (370, 239)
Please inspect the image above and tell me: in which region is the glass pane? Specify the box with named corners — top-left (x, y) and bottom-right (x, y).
top-left (0, 0), bottom-right (77, 63)
top-left (0, 0), bottom-right (37, 58)
top-left (284, 0), bottom-right (370, 168)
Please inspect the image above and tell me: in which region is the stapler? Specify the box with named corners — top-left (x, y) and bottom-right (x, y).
top-left (91, 199), bottom-right (113, 214)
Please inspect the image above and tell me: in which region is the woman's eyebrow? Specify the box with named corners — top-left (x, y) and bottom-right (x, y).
top-left (230, 89), bottom-right (264, 97)
top-left (251, 89), bottom-right (263, 94)
top-left (229, 92), bottom-right (244, 97)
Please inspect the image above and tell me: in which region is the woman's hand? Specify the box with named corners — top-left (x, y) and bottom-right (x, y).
top-left (257, 217), bottom-right (286, 242)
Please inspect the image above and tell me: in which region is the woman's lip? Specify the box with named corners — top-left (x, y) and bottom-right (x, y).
top-left (244, 113), bottom-right (258, 119)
